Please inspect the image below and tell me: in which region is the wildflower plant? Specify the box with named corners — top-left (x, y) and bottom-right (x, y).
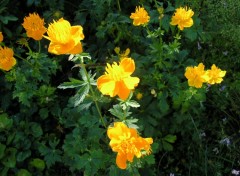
top-left (0, 1), bottom-right (238, 176)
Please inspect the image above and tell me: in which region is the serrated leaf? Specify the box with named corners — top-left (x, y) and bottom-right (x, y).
top-left (162, 141), bottom-right (173, 151)
top-left (30, 122), bottom-right (43, 138)
top-left (2, 147), bottom-right (17, 168)
top-left (30, 158), bottom-right (45, 171)
top-left (126, 100), bottom-right (140, 108)
top-left (17, 150), bottom-right (31, 162)
top-left (0, 113), bottom-right (13, 131)
top-left (17, 169), bottom-right (32, 176)
top-left (57, 78), bottom-right (85, 89)
top-left (73, 84), bottom-right (89, 106)
top-left (163, 134), bottom-right (177, 143)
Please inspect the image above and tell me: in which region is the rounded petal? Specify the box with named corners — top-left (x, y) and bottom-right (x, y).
top-left (97, 75), bottom-right (117, 97)
top-left (117, 81), bottom-right (131, 100)
top-left (123, 77), bottom-right (140, 89)
top-left (48, 40), bottom-right (75, 55)
top-left (120, 58), bottom-right (135, 74)
top-left (68, 42), bottom-right (83, 54)
top-left (116, 153), bottom-right (127, 169)
top-left (71, 26), bottom-right (85, 42)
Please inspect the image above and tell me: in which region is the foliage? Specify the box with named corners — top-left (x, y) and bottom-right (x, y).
top-left (0, 0), bottom-right (239, 175)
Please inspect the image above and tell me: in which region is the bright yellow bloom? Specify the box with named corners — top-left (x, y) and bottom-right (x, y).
top-left (114, 47), bottom-right (130, 60)
top-left (206, 64), bottom-right (226, 84)
top-left (107, 122), bottom-right (153, 169)
top-left (130, 6), bottom-right (150, 26)
top-left (97, 58), bottom-right (140, 100)
top-left (0, 46), bottom-right (16, 71)
top-left (22, 13), bottom-right (46, 40)
top-left (170, 7), bottom-right (194, 30)
top-left (0, 32), bottom-right (3, 42)
top-left (44, 18), bottom-right (84, 55)
top-left (184, 63), bottom-right (209, 88)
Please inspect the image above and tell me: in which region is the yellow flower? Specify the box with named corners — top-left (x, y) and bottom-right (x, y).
top-left (97, 57), bottom-right (140, 100)
top-left (130, 6), bottom-right (150, 26)
top-left (206, 64), bottom-right (226, 84)
top-left (44, 18), bottom-right (84, 55)
top-left (107, 122), bottom-right (153, 169)
top-left (114, 47), bottom-right (130, 60)
top-left (0, 46), bottom-right (16, 71)
top-left (170, 7), bottom-right (194, 30)
top-left (22, 13), bottom-right (46, 40)
top-left (0, 32), bottom-right (3, 42)
top-left (184, 63), bottom-right (209, 88)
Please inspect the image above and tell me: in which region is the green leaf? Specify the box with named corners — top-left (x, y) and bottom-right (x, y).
top-left (30, 158), bottom-right (45, 171)
top-left (0, 113), bottom-right (13, 131)
top-left (17, 150), bottom-right (31, 162)
top-left (58, 78), bottom-right (85, 89)
top-left (163, 134), bottom-right (177, 143)
top-left (39, 108), bottom-right (49, 119)
top-left (125, 100), bottom-right (140, 108)
top-left (17, 169), bottom-right (32, 176)
top-left (30, 122), bottom-right (43, 138)
top-left (109, 104), bottom-right (131, 120)
top-left (142, 153), bottom-right (155, 165)
top-left (2, 147), bottom-right (17, 168)
top-left (162, 141), bottom-right (173, 151)
top-left (73, 84), bottom-right (90, 106)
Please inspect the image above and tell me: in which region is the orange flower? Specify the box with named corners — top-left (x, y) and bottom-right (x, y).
top-left (170, 7), bottom-right (194, 30)
top-left (22, 13), bottom-right (46, 40)
top-left (0, 32), bottom-right (3, 42)
top-left (206, 64), bottom-right (226, 84)
top-left (107, 122), bottom-right (153, 169)
top-left (184, 63), bottom-right (209, 88)
top-left (0, 46), bottom-right (16, 71)
top-left (44, 18), bottom-right (84, 55)
top-left (97, 57), bottom-right (140, 100)
top-left (130, 6), bottom-right (150, 26)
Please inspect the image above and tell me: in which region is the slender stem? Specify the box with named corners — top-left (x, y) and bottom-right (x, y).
top-left (81, 63), bottom-right (107, 128)
top-left (14, 53), bottom-right (33, 67)
top-left (117, 0), bottom-right (121, 11)
top-left (38, 40), bottom-right (41, 53)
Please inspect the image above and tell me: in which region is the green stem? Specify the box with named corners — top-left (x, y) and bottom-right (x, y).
top-left (117, 0), bottom-right (121, 11)
top-left (81, 63), bottom-right (107, 128)
top-left (38, 40), bottom-right (41, 53)
top-left (14, 53), bottom-right (33, 67)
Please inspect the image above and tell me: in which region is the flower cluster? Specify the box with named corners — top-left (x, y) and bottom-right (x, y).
top-left (185, 63), bottom-right (226, 88)
top-left (97, 57), bottom-right (140, 100)
top-left (170, 7), bottom-right (194, 30)
top-left (22, 13), bottom-right (84, 55)
top-left (107, 122), bottom-right (153, 169)
top-left (130, 6), bottom-right (150, 26)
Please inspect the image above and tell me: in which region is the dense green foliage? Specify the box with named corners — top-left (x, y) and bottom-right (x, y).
top-left (0, 0), bottom-right (239, 175)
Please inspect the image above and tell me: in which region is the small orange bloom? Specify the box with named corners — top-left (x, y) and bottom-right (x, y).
top-left (0, 46), bottom-right (16, 71)
top-left (0, 32), bottom-right (3, 42)
top-left (22, 13), bottom-right (46, 40)
top-left (206, 64), bottom-right (226, 84)
top-left (44, 18), bottom-right (84, 55)
top-left (97, 58), bottom-right (140, 100)
top-left (170, 7), bottom-right (194, 30)
top-left (184, 63), bottom-right (209, 88)
top-left (130, 6), bottom-right (150, 26)
top-left (107, 122), bottom-right (153, 169)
